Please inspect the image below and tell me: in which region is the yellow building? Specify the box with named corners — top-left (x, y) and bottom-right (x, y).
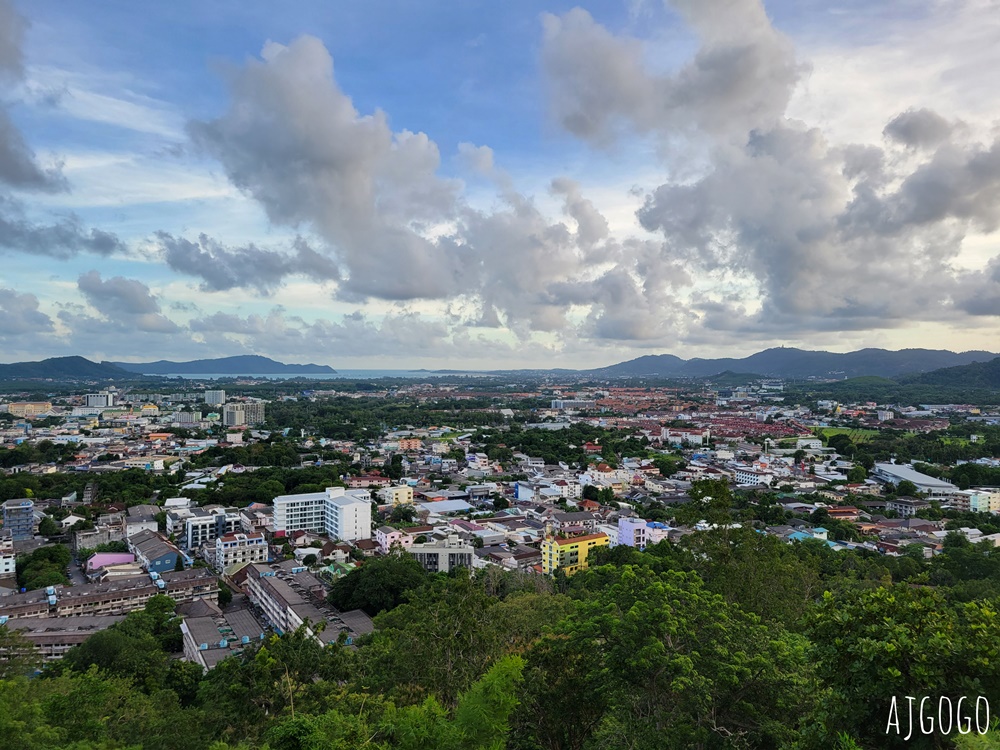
top-left (377, 484), bottom-right (414, 506)
top-left (7, 402), bottom-right (52, 418)
top-left (541, 533), bottom-right (609, 576)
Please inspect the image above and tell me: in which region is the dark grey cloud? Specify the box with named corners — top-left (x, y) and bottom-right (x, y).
top-left (0, 287), bottom-right (54, 335)
top-left (0, 196), bottom-right (125, 258)
top-left (76, 271), bottom-right (180, 333)
top-left (156, 231), bottom-right (340, 294)
top-left (883, 108), bottom-right (954, 149)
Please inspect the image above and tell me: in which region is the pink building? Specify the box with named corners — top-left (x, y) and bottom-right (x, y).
top-left (375, 525), bottom-right (413, 555)
top-left (86, 553), bottom-right (136, 573)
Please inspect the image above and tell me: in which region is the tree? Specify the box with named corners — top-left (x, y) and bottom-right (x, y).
top-left (0, 625), bottom-right (42, 678)
top-left (390, 504), bottom-right (417, 524)
top-left (895, 479), bottom-right (919, 497)
top-left (303, 553), bottom-right (318, 566)
top-left (328, 552), bottom-right (428, 616)
top-left (581, 484), bottom-right (600, 502)
top-left (846, 465), bottom-right (867, 483)
top-left (38, 515), bottom-right (59, 537)
top-left (491, 494), bottom-right (510, 511)
top-left (218, 584), bottom-right (233, 608)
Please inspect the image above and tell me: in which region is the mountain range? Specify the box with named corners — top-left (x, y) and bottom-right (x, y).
top-left (0, 356), bottom-right (132, 380)
top-left (108, 356), bottom-right (337, 375)
top-left (589, 347), bottom-right (999, 379)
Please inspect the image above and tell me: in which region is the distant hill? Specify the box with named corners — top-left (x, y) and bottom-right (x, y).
top-left (592, 347), bottom-right (999, 379)
top-left (109, 355), bottom-right (337, 375)
top-left (0, 356), bottom-right (132, 380)
top-left (900, 356), bottom-right (1000, 389)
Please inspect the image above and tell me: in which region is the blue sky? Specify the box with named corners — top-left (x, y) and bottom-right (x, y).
top-left (1, 0), bottom-right (998, 367)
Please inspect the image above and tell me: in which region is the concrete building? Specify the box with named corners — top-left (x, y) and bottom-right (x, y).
top-left (7, 402), bottom-right (52, 418)
top-left (885, 497), bottom-right (933, 518)
top-left (3, 498), bottom-right (35, 541)
top-left (376, 484), bottom-right (414, 506)
top-left (873, 463), bottom-right (958, 498)
top-left (0, 569), bottom-right (219, 621)
top-left (0, 531), bottom-right (16, 579)
top-left (272, 486), bottom-right (373, 542)
top-left (204, 390), bottom-right (227, 406)
top-left (408, 533), bottom-right (474, 574)
top-left (617, 517), bottom-right (648, 548)
top-left (214, 532), bottom-right (268, 571)
top-left (181, 609), bottom-right (266, 671)
top-left (541, 533), bottom-right (609, 576)
top-left (956, 487), bottom-right (1000, 513)
top-left (183, 507), bottom-right (241, 549)
top-left (223, 401), bottom-right (266, 427)
top-left (13, 615), bottom-right (125, 661)
top-left (85, 391), bottom-right (117, 408)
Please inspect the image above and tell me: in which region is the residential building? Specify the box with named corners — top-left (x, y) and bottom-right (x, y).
top-left (272, 486), bottom-right (373, 542)
top-left (0, 531), bottom-right (15, 579)
top-left (956, 487), bottom-right (1000, 513)
top-left (617, 517), bottom-right (648, 548)
top-left (3, 498), bottom-right (35, 541)
top-left (377, 484), bottom-right (414, 506)
top-left (541, 533), bottom-right (609, 575)
top-left (184, 506), bottom-right (241, 549)
top-left (0, 569), bottom-right (219, 621)
top-left (13, 615), bottom-right (125, 661)
top-left (551, 399), bottom-right (597, 410)
top-left (128, 530), bottom-right (181, 573)
top-left (204, 390), bottom-right (227, 406)
top-left (223, 401), bottom-right (266, 427)
top-left (214, 532), bottom-right (268, 571)
top-left (375, 525), bottom-right (413, 554)
top-left (885, 497), bottom-right (933, 518)
top-left (408, 533), bottom-right (474, 574)
top-left (181, 609), bottom-right (266, 671)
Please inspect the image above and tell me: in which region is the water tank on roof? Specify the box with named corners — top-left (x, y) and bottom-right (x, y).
top-left (0, 616), bottom-right (8, 625)
top-left (47, 595), bottom-right (57, 605)
top-left (45, 586), bottom-right (55, 596)
top-left (149, 572), bottom-right (159, 580)
top-left (219, 639), bottom-right (228, 648)
top-left (241, 636), bottom-right (250, 645)
top-left (156, 580), bottom-right (165, 589)
top-left (199, 643), bottom-right (208, 650)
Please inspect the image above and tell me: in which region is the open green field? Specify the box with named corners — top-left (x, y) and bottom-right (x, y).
top-left (813, 427), bottom-right (879, 443)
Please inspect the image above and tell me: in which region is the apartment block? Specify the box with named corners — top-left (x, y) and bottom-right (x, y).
top-left (541, 533), bottom-right (609, 576)
top-left (376, 484), bottom-right (414, 506)
top-left (3, 498), bottom-right (35, 541)
top-left (214, 532), bottom-right (268, 571)
top-left (408, 533), bottom-right (474, 574)
top-left (272, 487), bottom-right (372, 542)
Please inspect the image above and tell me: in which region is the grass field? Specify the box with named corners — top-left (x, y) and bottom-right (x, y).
top-left (813, 427), bottom-right (879, 443)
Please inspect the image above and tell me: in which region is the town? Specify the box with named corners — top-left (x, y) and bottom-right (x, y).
top-left (2, 376), bottom-right (999, 678)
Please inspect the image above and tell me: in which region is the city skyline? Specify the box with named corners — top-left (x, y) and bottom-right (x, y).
top-left (1, 0), bottom-right (999, 369)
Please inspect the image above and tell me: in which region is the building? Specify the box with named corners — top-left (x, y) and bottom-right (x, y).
top-left (214, 532), bottom-right (268, 571)
top-left (272, 486), bottom-right (373, 542)
top-left (956, 487), bottom-right (1000, 514)
top-left (223, 401), bottom-right (266, 427)
top-left (204, 390), bottom-right (227, 406)
top-left (184, 507), bottom-right (241, 549)
top-left (243, 563), bottom-right (374, 644)
top-left (408, 533), bottom-right (474, 574)
top-left (541, 533), bottom-right (609, 576)
top-left (551, 399), bottom-right (597, 410)
top-left (181, 609), bottom-right (266, 671)
top-left (0, 568), bottom-right (219, 621)
top-left (85, 391), bottom-right (116, 408)
top-left (872, 463), bottom-right (958, 498)
top-left (377, 484), bottom-right (414, 506)
top-left (3, 498), bottom-right (35, 541)
top-left (127, 530), bottom-right (181, 573)
top-left (375, 526), bottom-right (413, 555)
top-left (617, 517), bottom-right (648, 548)
top-left (885, 497), bottom-right (933, 518)
top-left (7, 402), bottom-right (52, 418)
top-left (13, 615), bottom-right (126, 661)
top-left (0, 531), bottom-right (16, 579)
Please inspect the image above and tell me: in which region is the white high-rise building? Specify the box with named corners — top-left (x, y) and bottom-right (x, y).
top-left (204, 390), bottom-right (226, 406)
top-left (272, 487), bottom-right (372, 542)
top-left (85, 391), bottom-right (117, 408)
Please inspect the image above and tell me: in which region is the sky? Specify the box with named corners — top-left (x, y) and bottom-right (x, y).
top-left (1, 0), bottom-right (999, 369)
